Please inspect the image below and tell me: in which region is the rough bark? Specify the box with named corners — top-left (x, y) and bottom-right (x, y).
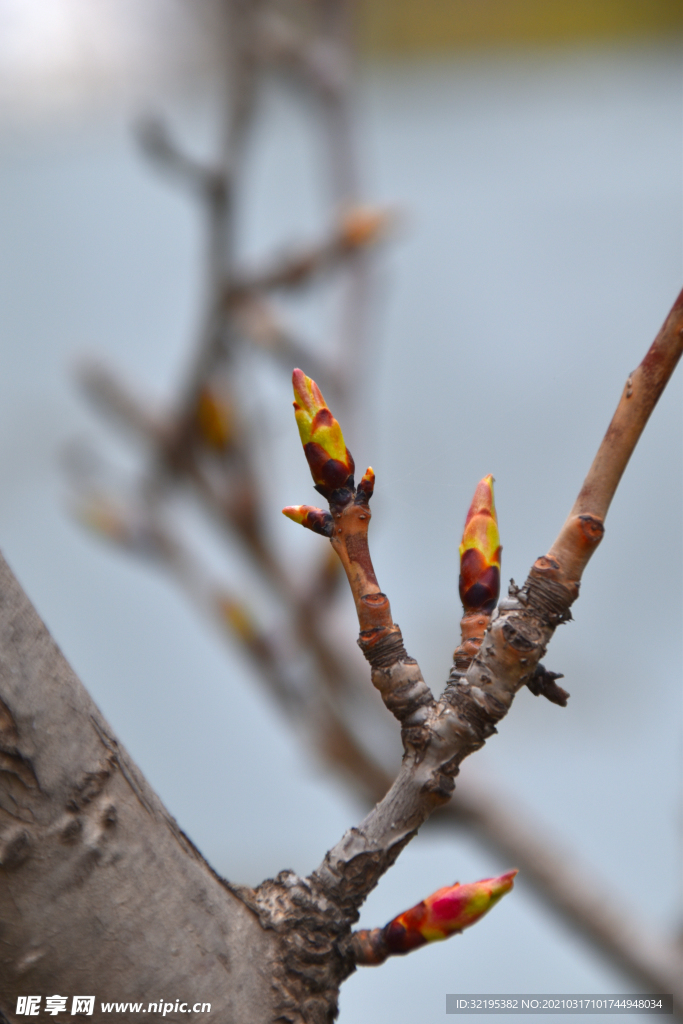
top-left (0, 552), bottom-right (278, 1023)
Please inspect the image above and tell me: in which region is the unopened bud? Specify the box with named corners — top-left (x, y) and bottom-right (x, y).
top-left (459, 475), bottom-right (501, 614)
top-left (356, 466), bottom-right (375, 504)
top-left (384, 870), bottom-right (517, 954)
top-left (292, 369), bottom-right (355, 498)
top-left (282, 504), bottom-right (334, 538)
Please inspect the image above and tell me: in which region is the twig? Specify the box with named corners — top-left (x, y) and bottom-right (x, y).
top-left (224, 209), bottom-right (391, 298)
top-left (279, 289), bottom-right (683, 977)
top-left (256, 7), bottom-right (350, 101)
top-left (137, 117), bottom-right (226, 202)
top-left (145, 509), bottom-right (392, 804)
top-left (77, 359), bottom-right (168, 447)
top-left (232, 295), bottom-right (333, 385)
top-left (550, 286), bottom-right (683, 578)
top-left (74, 0), bottom-right (682, 1005)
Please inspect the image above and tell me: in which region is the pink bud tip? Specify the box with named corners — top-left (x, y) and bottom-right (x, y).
top-left (383, 870), bottom-right (517, 954)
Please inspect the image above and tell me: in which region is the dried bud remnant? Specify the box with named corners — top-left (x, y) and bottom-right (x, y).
top-left (459, 475), bottom-right (501, 614)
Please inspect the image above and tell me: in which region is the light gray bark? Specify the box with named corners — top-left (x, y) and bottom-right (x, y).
top-left (0, 551), bottom-right (278, 1023)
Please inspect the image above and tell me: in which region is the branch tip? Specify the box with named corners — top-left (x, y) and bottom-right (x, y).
top-left (459, 475), bottom-right (501, 615)
top-left (287, 372), bottom-right (432, 725)
top-left (292, 369), bottom-right (354, 499)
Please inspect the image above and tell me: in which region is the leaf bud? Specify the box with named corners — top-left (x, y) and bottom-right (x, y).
top-left (282, 504), bottom-right (334, 538)
top-left (383, 870), bottom-right (517, 954)
top-left (356, 467), bottom-right (375, 504)
top-left (292, 369), bottom-right (355, 498)
top-left (459, 474), bottom-right (501, 614)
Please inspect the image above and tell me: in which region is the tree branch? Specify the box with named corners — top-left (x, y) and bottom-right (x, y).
top-left (136, 117), bottom-right (226, 203)
top-left (60, 0), bottom-right (683, 1015)
top-left (267, 287), bottom-right (683, 1011)
top-left (550, 285), bottom-right (683, 575)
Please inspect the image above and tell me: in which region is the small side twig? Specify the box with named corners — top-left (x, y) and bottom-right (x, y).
top-left (137, 117), bottom-right (226, 203)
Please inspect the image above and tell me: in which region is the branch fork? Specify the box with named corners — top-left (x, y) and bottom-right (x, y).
top-left (71, 13), bottom-right (683, 1008)
top-left (277, 284), bottom-right (683, 1012)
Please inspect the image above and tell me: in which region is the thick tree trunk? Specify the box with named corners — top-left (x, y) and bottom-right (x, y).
top-left (0, 552), bottom-right (277, 1023)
